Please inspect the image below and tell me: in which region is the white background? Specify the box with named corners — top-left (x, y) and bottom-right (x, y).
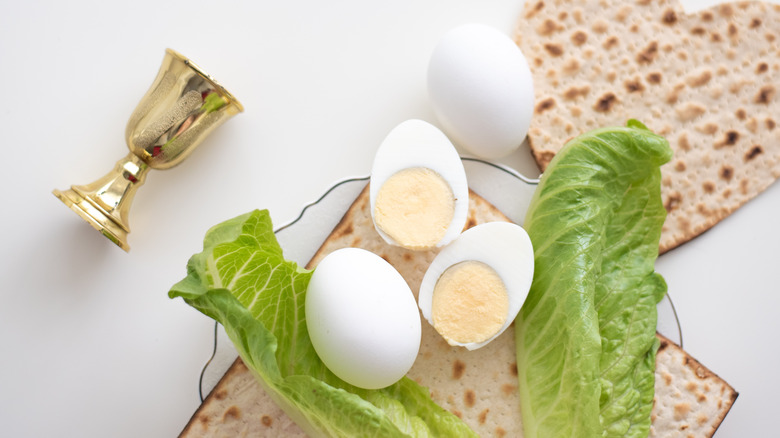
top-left (1, 0), bottom-right (777, 436)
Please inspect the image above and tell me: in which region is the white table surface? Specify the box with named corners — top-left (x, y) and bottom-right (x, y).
top-left (1, 0), bottom-right (777, 436)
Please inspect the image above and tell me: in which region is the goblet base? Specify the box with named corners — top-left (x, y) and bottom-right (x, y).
top-left (53, 187), bottom-right (130, 251)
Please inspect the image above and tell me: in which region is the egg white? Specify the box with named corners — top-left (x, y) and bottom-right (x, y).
top-left (418, 221), bottom-right (534, 350)
top-left (369, 119), bottom-right (469, 249)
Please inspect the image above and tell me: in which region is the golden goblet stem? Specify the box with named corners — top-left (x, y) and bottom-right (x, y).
top-left (53, 153), bottom-right (149, 251)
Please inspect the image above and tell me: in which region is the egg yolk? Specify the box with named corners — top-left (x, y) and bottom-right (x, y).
top-left (374, 167), bottom-right (455, 250)
top-left (431, 261), bottom-right (509, 345)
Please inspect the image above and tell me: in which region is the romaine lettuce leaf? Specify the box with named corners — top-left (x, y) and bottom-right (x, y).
top-left (516, 120), bottom-right (672, 438)
top-left (169, 210), bottom-right (476, 438)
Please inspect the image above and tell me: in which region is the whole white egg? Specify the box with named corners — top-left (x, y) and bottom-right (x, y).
top-left (369, 119), bottom-right (469, 251)
top-left (418, 222), bottom-right (534, 350)
top-left (428, 23), bottom-right (535, 159)
top-left (305, 247), bottom-right (421, 389)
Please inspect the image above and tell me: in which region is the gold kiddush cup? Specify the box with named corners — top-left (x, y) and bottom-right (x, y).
top-left (53, 49), bottom-right (243, 251)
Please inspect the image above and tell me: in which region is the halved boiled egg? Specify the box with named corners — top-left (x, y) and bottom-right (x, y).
top-left (418, 222), bottom-right (534, 350)
top-left (370, 119), bottom-right (468, 251)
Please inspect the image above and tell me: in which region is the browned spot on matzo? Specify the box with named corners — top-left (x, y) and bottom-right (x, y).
top-left (525, 0), bottom-right (545, 18)
top-left (665, 191), bottom-right (682, 212)
top-left (571, 30), bottom-right (588, 45)
top-left (564, 85), bottom-right (590, 100)
top-left (755, 85), bottom-right (776, 104)
top-left (544, 43), bottom-right (564, 56)
top-left (538, 19), bottom-right (558, 36)
top-left (594, 92), bottom-right (618, 112)
top-left (464, 390), bottom-right (476, 408)
top-left (675, 102), bottom-right (706, 121)
top-left (720, 165), bottom-right (734, 181)
top-left (452, 360), bottom-right (466, 379)
top-left (714, 130), bottom-right (740, 149)
top-left (662, 8), bottom-right (677, 24)
top-left (222, 406), bottom-right (241, 421)
top-left (603, 35), bottom-right (619, 49)
top-left (686, 69), bottom-right (713, 87)
top-left (637, 41), bottom-right (660, 63)
top-left (535, 97), bottom-right (556, 113)
top-left (625, 77), bottom-right (646, 93)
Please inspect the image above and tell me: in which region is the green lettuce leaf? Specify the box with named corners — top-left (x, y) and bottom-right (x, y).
top-left (516, 120), bottom-right (672, 438)
top-left (169, 210), bottom-right (476, 438)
